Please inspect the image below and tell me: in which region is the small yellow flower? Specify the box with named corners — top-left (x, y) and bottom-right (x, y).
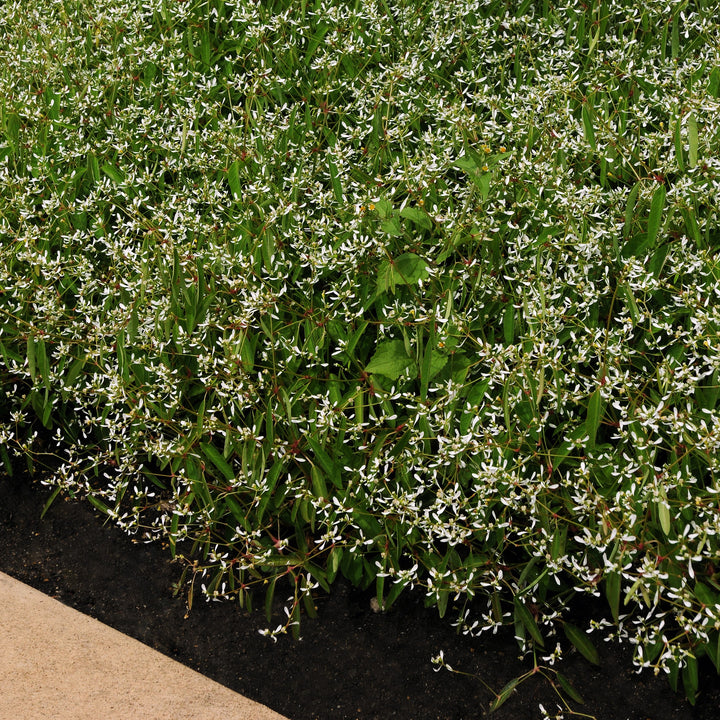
top-left (368, 203), bottom-right (375, 211)
top-left (499, 146), bottom-right (507, 153)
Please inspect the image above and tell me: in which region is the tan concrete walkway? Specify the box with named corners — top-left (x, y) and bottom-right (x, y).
top-left (0, 571), bottom-right (289, 720)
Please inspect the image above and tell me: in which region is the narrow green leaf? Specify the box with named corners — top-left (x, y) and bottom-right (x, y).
top-left (674, 116), bottom-right (685, 171)
top-left (437, 588), bottom-right (449, 618)
top-left (265, 576), bottom-right (276, 623)
top-left (582, 103), bottom-right (596, 151)
top-left (513, 598), bottom-right (544, 647)
top-left (87, 494), bottom-right (110, 514)
top-left (658, 499), bottom-right (671, 536)
top-left (489, 676), bottom-right (522, 713)
top-left (681, 205), bottom-right (702, 249)
top-left (682, 655), bottom-right (698, 705)
top-left (605, 571), bottom-right (621, 624)
top-left (503, 303), bottom-right (514, 345)
top-left (327, 154), bottom-right (343, 204)
top-left (556, 671), bottom-right (585, 705)
top-left (688, 114), bottom-right (698, 167)
top-left (305, 437), bottom-right (339, 486)
top-left (101, 163), bottom-right (125, 184)
top-left (302, 588), bottom-right (318, 619)
top-left (709, 67), bottom-right (720, 98)
top-left (200, 442), bottom-right (235, 482)
top-left (647, 183), bottom-right (666, 247)
top-left (26, 334), bottom-right (36, 382)
top-left (623, 181), bottom-right (641, 240)
top-left (563, 622), bottom-right (600, 665)
top-left (694, 581), bottom-right (717, 607)
top-left (40, 486), bottom-right (62, 519)
top-left (228, 160), bottom-right (242, 200)
top-left (585, 386), bottom-right (604, 449)
top-left (310, 465), bottom-right (328, 499)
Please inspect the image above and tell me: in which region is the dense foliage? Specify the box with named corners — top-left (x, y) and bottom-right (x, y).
top-left (1, 0), bottom-right (719, 707)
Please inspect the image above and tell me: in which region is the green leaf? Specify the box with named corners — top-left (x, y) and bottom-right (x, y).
top-left (694, 581), bottom-right (717, 607)
top-left (392, 252), bottom-right (429, 285)
top-left (709, 67), bottom-right (720, 98)
top-left (682, 655), bottom-right (698, 705)
top-left (228, 160), bottom-right (242, 200)
top-left (585, 386), bottom-right (604, 449)
top-left (563, 623), bottom-right (600, 665)
top-left (646, 183), bottom-right (666, 247)
top-left (399, 206), bottom-right (432, 231)
top-left (200, 442), bottom-right (235, 482)
top-left (101, 163), bottom-right (125, 184)
top-left (582, 103), bottom-right (596, 151)
top-left (26, 334), bottom-right (36, 383)
top-left (688, 114), bottom-right (698, 167)
top-left (556, 671), bottom-right (585, 705)
top-left (40, 486), bottom-right (62, 519)
top-left (503, 303), bottom-right (514, 345)
top-left (513, 598), bottom-right (544, 647)
top-left (623, 181), bottom-right (641, 241)
top-left (87, 494), bottom-right (110, 514)
top-left (365, 339), bottom-right (415, 381)
top-left (327, 153), bottom-right (343, 204)
top-left (265, 576), bottom-right (276, 623)
top-left (605, 571), bottom-right (621, 624)
top-left (489, 676), bottom-right (522, 713)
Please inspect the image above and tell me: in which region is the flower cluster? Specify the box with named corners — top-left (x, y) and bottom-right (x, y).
top-left (1, 0), bottom-right (719, 702)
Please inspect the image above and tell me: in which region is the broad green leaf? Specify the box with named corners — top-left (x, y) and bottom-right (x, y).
top-left (563, 623), bottom-right (600, 665)
top-left (365, 340), bottom-right (414, 381)
top-left (694, 581), bottom-right (717, 607)
top-left (399, 206), bottom-right (432, 231)
top-left (393, 252), bottom-right (429, 284)
top-left (376, 253), bottom-right (428, 295)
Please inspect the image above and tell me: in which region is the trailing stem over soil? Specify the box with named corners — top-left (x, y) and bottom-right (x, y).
top-left (1, 0), bottom-right (720, 705)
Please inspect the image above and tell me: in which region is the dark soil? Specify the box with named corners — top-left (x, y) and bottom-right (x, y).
top-left (1, 469), bottom-right (719, 720)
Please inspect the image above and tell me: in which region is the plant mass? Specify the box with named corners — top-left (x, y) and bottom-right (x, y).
top-left (1, 0), bottom-right (719, 707)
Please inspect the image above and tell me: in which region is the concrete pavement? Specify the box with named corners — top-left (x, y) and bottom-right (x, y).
top-left (0, 571), bottom-right (289, 720)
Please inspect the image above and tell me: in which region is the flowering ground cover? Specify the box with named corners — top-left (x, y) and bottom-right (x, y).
top-left (1, 0), bottom-right (719, 713)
